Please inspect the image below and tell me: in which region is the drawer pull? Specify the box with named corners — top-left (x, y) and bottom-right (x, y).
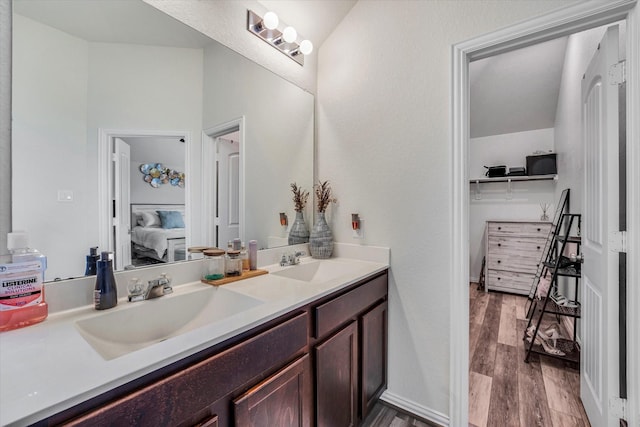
top-left (497, 277), bottom-right (501, 281)
top-left (537, 246), bottom-right (541, 250)
top-left (537, 228), bottom-right (541, 231)
top-left (497, 260), bottom-right (501, 264)
top-left (498, 243), bottom-right (502, 247)
top-left (498, 226), bottom-right (502, 230)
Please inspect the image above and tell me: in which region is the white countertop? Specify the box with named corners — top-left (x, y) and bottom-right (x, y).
top-left (0, 247), bottom-right (389, 427)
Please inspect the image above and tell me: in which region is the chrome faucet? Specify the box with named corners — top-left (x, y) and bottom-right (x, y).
top-left (128, 273), bottom-right (173, 302)
top-left (280, 251), bottom-right (306, 266)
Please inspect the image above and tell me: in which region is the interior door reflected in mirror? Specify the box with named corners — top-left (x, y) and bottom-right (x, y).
top-left (11, 0), bottom-right (314, 281)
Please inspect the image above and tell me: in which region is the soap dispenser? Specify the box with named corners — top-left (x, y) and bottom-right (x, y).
top-left (84, 246), bottom-right (99, 276)
top-left (94, 251), bottom-right (118, 310)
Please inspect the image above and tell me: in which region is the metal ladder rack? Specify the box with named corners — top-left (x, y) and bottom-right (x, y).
top-left (524, 213), bottom-right (582, 363)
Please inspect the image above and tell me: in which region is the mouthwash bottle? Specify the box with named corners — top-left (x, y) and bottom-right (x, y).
top-left (0, 232), bottom-right (48, 332)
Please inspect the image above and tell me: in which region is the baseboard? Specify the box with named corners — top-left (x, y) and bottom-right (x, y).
top-left (380, 390), bottom-right (450, 426)
top-left (469, 276), bottom-right (479, 283)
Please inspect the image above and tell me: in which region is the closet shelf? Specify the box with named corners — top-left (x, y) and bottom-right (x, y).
top-left (541, 261), bottom-right (581, 278)
top-left (469, 174), bottom-right (557, 184)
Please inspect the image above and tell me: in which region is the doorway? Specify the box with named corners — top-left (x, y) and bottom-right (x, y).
top-left (202, 117), bottom-right (245, 249)
top-left (450, 2), bottom-right (639, 426)
top-left (97, 129), bottom-right (190, 270)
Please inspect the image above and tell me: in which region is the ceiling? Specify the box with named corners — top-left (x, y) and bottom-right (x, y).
top-left (470, 36), bottom-right (569, 139)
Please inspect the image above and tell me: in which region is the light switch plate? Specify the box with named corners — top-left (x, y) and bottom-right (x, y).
top-left (57, 190), bottom-right (73, 202)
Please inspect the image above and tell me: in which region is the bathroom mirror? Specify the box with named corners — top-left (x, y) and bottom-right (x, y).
top-left (11, 0), bottom-right (314, 281)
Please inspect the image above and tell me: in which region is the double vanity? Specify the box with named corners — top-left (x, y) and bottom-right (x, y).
top-left (0, 244), bottom-right (389, 426)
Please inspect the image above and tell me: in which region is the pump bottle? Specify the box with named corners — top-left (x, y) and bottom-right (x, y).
top-left (94, 251), bottom-right (118, 310)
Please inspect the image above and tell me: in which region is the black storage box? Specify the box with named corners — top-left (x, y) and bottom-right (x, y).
top-left (484, 165), bottom-right (507, 178)
top-left (526, 153), bottom-right (557, 176)
top-left (508, 167), bottom-right (526, 176)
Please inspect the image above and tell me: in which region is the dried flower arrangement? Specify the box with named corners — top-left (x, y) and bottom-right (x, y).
top-left (290, 183), bottom-right (309, 212)
top-left (314, 180), bottom-right (337, 213)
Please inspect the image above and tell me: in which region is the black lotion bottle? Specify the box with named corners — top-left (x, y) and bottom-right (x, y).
top-left (84, 246), bottom-right (99, 276)
top-left (94, 251), bottom-right (118, 310)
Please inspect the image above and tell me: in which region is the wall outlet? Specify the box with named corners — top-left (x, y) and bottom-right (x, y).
top-left (352, 219), bottom-right (364, 239)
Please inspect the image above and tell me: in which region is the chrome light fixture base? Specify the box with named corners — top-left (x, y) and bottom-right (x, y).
top-left (247, 10), bottom-right (305, 66)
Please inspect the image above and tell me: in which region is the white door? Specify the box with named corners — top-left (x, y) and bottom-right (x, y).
top-left (114, 138), bottom-right (131, 270)
top-left (581, 25), bottom-right (622, 427)
top-left (216, 137), bottom-right (240, 247)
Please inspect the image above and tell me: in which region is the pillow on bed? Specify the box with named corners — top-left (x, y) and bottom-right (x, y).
top-left (138, 211), bottom-right (162, 228)
top-left (157, 210), bottom-right (185, 229)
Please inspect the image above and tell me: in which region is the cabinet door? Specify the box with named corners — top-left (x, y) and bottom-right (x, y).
top-left (233, 355), bottom-right (311, 427)
top-left (360, 301), bottom-right (387, 419)
top-left (316, 321), bottom-right (358, 427)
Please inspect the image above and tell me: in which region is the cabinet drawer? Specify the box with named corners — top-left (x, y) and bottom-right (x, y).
top-left (486, 269), bottom-right (532, 292)
top-left (486, 254), bottom-right (541, 273)
top-left (487, 222), bottom-right (551, 238)
top-left (314, 273), bottom-right (387, 339)
top-left (487, 235), bottom-right (547, 256)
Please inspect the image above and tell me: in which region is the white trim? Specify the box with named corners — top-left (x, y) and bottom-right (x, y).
top-left (97, 128), bottom-right (192, 258)
top-left (381, 391), bottom-right (449, 427)
top-left (624, 5), bottom-right (640, 426)
top-left (202, 117), bottom-right (246, 246)
top-left (450, 1), bottom-right (639, 426)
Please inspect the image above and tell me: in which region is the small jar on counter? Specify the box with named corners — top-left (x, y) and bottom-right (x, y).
top-left (225, 250), bottom-right (242, 277)
top-left (241, 242), bottom-right (249, 271)
top-left (188, 246), bottom-right (208, 260)
top-left (202, 248), bottom-right (225, 281)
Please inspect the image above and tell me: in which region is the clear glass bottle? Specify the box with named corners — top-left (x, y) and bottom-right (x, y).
top-left (241, 242), bottom-right (249, 271)
top-left (225, 250), bottom-right (242, 277)
top-left (202, 248), bottom-right (225, 281)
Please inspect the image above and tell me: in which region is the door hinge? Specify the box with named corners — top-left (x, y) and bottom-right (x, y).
top-left (610, 231), bottom-right (628, 253)
top-left (609, 61), bottom-right (626, 85)
top-left (111, 153), bottom-right (118, 162)
top-left (214, 217), bottom-right (220, 226)
top-left (609, 396), bottom-right (627, 420)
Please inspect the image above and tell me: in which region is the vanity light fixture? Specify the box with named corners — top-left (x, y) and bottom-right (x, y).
top-left (247, 10), bottom-right (313, 66)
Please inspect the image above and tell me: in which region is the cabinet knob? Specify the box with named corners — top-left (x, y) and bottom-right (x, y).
top-left (497, 277), bottom-right (501, 280)
top-left (537, 228), bottom-right (541, 231)
top-left (498, 227), bottom-right (502, 230)
top-left (537, 246), bottom-right (541, 250)
top-left (498, 243), bottom-right (502, 247)
top-left (497, 260), bottom-right (501, 264)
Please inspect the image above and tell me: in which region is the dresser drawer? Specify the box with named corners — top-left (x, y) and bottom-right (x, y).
top-left (487, 222), bottom-right (551, 238)
top-left (486, 269), bottom-right (532, 293)
top-left (487, 235), bottom-right (547, 256)
top-left (486, 254), bottom-right (540, 274)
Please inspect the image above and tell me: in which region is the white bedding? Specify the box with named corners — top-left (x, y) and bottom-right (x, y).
top-left (131, 226), bottom-right (185, 258)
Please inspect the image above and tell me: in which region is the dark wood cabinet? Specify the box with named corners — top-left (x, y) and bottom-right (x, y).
top-left (313, 273), bottom-right (388, 426)
top-left (316, 321), bottom-right (358, 427)
top-left (233, 354), bottom-right (312, 427)
top-left (360, 301), bottom-right (387, 419)
top-left (48, 270), bottom-right (388, 427)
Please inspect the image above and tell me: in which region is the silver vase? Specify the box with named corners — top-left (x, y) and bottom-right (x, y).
top-left (309, 212), bottom-right (333, 259)
top-left (288, 211), bottom-right (310, 245)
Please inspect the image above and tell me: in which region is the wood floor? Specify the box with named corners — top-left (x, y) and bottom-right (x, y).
top-left (469, 283), bottom-right (591, 427)
top-left (362, 401), bottom-right (436, 427)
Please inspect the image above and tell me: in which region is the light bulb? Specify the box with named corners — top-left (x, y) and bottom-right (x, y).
top-left (282, 26), bottom-right (297, 43)
top-left (263, 11), bottom-right (279, 30)
top-left (299, 40), bottom-right (313, 55)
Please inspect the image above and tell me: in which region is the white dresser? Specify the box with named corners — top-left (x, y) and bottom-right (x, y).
top-left (484, 220), bottom-right (552, 295)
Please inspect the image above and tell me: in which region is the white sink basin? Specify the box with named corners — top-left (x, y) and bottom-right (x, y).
top-left (75, 286), bottom-right (263, 360)
top-left (272, 259), bottom-right (360, 283)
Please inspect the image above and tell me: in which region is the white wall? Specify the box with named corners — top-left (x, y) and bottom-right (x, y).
top-left (12, 15), bottom-right (89, 280)
top-left (202, 42), bottom-right (314, 249)
top-left (316, 0), bottom-right (580, 421)
top-left (469, 128), bottom-right (556, 281)
top-left (128, 137), bottom-right (186, 205)
top-left (12, 16), bottom-right (204, 279)
top-left (143, 0), bottom-right (317, 94)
